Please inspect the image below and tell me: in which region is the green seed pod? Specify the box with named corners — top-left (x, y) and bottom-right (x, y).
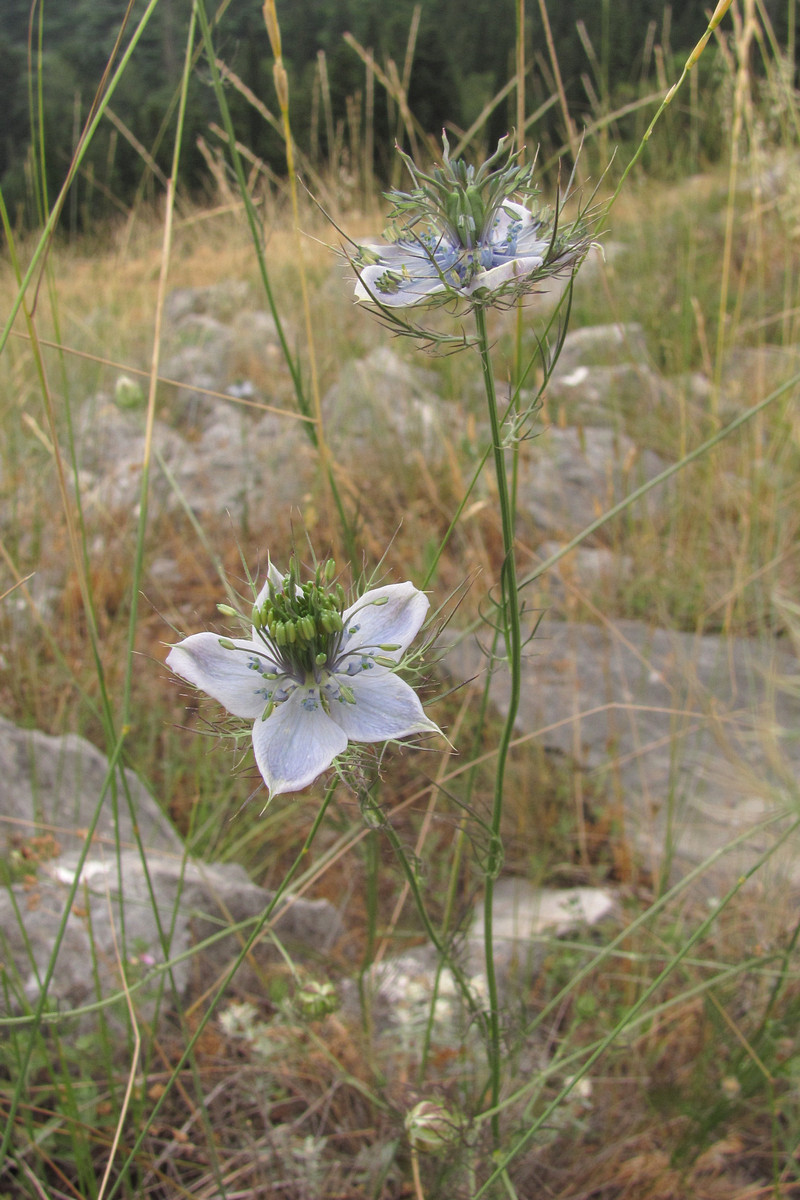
top-left (405, 1101), bottom-right (461, 1155)
top-left (321, 611), bottom-right (342, 634)
top-left (295, 980), bottom-right (339, 1020)
top-left (465, 182), bottom-right (484, 233)
top-left (301, 615), bottom-right (317, 641)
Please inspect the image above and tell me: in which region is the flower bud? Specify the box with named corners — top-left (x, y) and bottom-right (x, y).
top-left (295, 980), bottom-right (338, 1020)
top-left (404, 1101), bottom-right (461, 1155)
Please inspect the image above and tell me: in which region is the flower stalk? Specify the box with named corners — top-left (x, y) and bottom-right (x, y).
top-left (346, 136), bottom-right (598, 1149)
top-left (475, 304), bottom-right (523, 1143)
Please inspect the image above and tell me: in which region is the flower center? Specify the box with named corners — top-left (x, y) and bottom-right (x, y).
top-left (443, 182), bottom-right (484, 249)
top-left (252, 558), bottom-right (345, 681)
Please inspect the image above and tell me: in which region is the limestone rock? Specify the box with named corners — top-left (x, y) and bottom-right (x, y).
top-left (0, 715), bottom-right (182, 859)
top-left (515, 426), bottom-right (668, 537)
top-left (465, 880), bottom-right (618, 979)
top-left (442, 621), bottom-right (800, 896)
top-left (324, 346), bottom-right (445, 456)
top-left (0, 719), bottom-right (343, 1027)
top-left (556, 322), bottom-right (651, 372)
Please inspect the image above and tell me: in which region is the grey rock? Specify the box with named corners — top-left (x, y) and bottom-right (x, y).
top-left (442, 620), bottom-right (800, 895)
top-left (346, 883), bottom-right (616, 1044)
top-left (465, 881), bottom-right (618, 980)
top-left (347, 945), bottom-right (484, 1051)
top-left (324, 346), bottom-right (445, 456)
top-left (545, 362), bottom-right (673, 427)
top-left (164, 281), bottom-right (250, 326)
top-left (0, 849), bottom-right (343, 1026)
top-left (555, 322), bottom-right (651, 372)
top-left (78, 404), bottom-right (187, 515)
top-left (0, 715), bottom-right (182, 859)
top-left (230, 309), bottom-right (282, 366)
top-left (536, 540), bottom-right (634, 602)
top-left (516, 426), bottom-right (668, 537)
top-left (169, 410), bottom-right (312, 521)
top-left (77, 401), bottom-right (311, 525)
top-left (160, 316), bottom-right (236, 426)
top-left (0, 717), bottom-right (344, 1026)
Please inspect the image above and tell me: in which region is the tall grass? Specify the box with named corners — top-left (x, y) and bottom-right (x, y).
top-left (2, 1), bottom-right (800, 1197)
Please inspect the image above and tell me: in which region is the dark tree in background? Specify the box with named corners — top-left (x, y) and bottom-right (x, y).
top-left (1, 0), bottom-right (796, 230)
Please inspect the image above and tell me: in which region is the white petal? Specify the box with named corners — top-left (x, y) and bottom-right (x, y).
top-left (340, 582), bottom-right (429, 664)
top-left (462, 255), bottom-right (545, 297)
top-left (329, 669), bottom-right (441, 743)
top-left (253, 559), bottom-right (301, 613)
top-left (490, 203), bottom-right (548, 257)
top-left (252, 686), bottom-right (348, 797)
top-left (354, 263), bottom-right (447, 307)
top-left (167, 633), bottom-right (281, 719)
top-left (491, 200), bottom-right (530, 242)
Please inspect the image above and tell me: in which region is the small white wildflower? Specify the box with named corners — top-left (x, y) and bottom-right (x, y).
top-left (351, 134), bottom-right (596, 315)
top-left (167, 558), bottom-right (441, 798)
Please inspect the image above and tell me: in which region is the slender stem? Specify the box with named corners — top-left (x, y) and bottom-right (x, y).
top-left (361, 789), bottom-right (484, 1028)
top-left (474, 304), bottom-right (523, 1145)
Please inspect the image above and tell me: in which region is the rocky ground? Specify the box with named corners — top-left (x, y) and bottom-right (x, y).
top-left (2, 275), bottom-right (798, 1041)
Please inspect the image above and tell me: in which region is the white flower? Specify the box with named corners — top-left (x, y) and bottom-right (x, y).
top-left (167, 562), bottom-right (440, 798)
top-left (349, 135), bottom-right (595, 320)
top-left (354, 200), bottom-right (550, 307)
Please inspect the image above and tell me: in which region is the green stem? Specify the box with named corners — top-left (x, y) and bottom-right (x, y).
top-left (361, 789), bottom-right (484, 1029)
top-left (474, 304), bottom-right (522, 1145)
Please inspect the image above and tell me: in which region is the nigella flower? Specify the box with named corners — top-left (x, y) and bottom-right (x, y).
top-left (351, 134), bottom-right (596, 315)
top-left (167, 559), bottom-right (441, 799)
top-left (355, 200), bottom-right (550, 307)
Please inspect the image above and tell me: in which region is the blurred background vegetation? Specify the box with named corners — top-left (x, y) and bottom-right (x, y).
top-left (3, 0), bottom-right (797, 233)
